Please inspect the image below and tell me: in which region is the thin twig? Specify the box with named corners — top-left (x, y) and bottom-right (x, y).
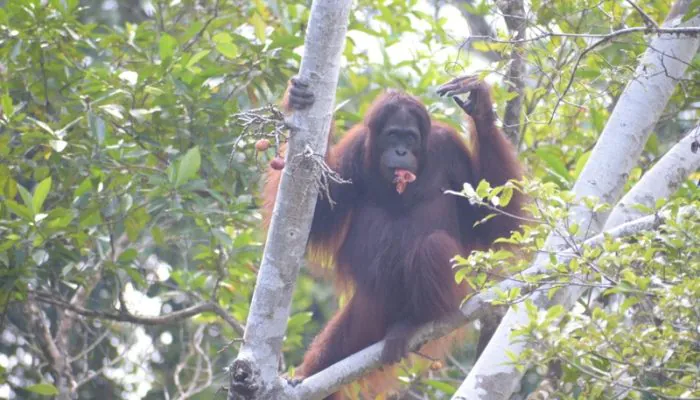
top-left (625, 0), bottom-right (659, 29)
top-left (465, 26), bottom-right (700, 46)
top-left (295, 145), bottom-right (351, 208)
top-left (229, 104), bottom-right (288, 165)
top-left (30, 292), bottom-right (245, 335)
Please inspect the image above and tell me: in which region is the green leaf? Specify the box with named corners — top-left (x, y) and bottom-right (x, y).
top-left (475, 179), bottom-right (491, 199)
top-left (473, 213), bottom-right (497, 227)
top-left (253, 0), bottom-right (268, 17)
top-left (159, 33), bottom-right (178, 62)
top-left (536, 147), bottom-right (572, 183)
top-left (212, 32), bottom-right (233, 43)
top-left (545, 304), bottom-right (565, 321)
top-left (454, 267), bottom-right (469, 283)
top-left (682, 0), bottom-right (700, 21)
top-left (118, 248), bottom-right (138, 264)
top-left (475, 272), bottom-right (487, 287)
top-left (216, 42), bottom-right (239, 59)
top-left (492, 250), bottom-right (513, 261)
top-left (644, 133), bottom-right (659, 155)
top-left (575, 67), bottom-right (600, 79)
top-left (32, 177), bottom-right (52, 213)
top-left (79, 209), bottom-right (103, 228)
top-left (30, 118), bottom-right (55, 136)
top-left (547, 286), bottom-right (560, 300)
top-left (124, 267), bottom-right (147, 287)
top-left (152, 226), bottom-right (165, 245)
top-left (250, 13), bottom-right (266, 42)
top-left (17, 184), bottom-right (34, 213)
top-left (567, 222), bottom-right (579, 236)
top-left (500, 185), bottom-right (513, 207)
top-left (181, 21), bottom-right (203, 43)
top-left (25, 383), bottom-right (59, 396)
top-left (425, 379), bottom-right (456, 395)
top-left (186, 50), bottom-right (211, 68)
top-left (572, 151), bottom-right (591, 179)
top-left (125, 208), bottom-right (150, 241)
top-left (1, 93), bottom-right (13, 117)
top-left (287, 311), bottom-right (313, 329)
top-left (175, 146), bottom-right (201, 187)
top-left (655, 197), bottom-right (667, 209)
top-left (5, 200), bottom-right (33, 221)
top-left (74, 178), bottom-right (93, 197)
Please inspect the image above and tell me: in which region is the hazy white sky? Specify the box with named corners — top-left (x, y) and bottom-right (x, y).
top-left (347, 3), bottom-right (473, 65)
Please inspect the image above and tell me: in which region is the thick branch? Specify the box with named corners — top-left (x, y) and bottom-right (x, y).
top-left (605, 124), bottom-right (700, 229)
top-left (292, 211), bottom-right (680, 399)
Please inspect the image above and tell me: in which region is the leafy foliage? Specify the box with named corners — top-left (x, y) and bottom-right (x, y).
top-left (452, 180), bottom-right (700, 399)
top-left (0, 0), bottom-right (697, 398)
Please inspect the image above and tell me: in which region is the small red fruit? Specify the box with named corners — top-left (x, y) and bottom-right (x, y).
top-left (255, 139), bottom-right (271, 152)
top-left (430, 360), bottom-right (444, 371)
top-left (270, 156), bottom-right (285, 170)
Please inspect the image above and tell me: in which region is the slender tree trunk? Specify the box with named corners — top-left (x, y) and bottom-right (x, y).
top-left (496, 0), bottom-right (526, 144)
top-left (227, 1), bottom-right (352, 399)
top-left (605, 125), bottom-right (700, 229)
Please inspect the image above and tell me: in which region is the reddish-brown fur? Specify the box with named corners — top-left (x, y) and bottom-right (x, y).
top-left (263, 82), bottom-right (525, 399)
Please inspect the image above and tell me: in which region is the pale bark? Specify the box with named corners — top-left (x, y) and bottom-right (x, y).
top-left (453, 1), bottom-right (700, 398)
top-left (605, 125), bottom-right (700, 230)
top-left (227, 1), bottom-right (352, 399)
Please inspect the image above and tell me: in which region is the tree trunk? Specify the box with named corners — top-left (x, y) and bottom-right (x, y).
top-left (452, 1), bottom-right (700, 398)
top-left (227, 1), bottom-right (352, 399)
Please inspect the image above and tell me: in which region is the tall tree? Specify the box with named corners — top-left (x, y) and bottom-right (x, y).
top-left (227, 1), bottom-right (352, 399)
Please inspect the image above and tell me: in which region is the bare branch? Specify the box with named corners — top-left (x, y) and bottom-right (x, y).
top-left (73, 343), bottom-right (129, 390)
top-left (626, 0), bottom-right (659, 29)
top-left (26, 301), bottom-right (75, 398)
top-left (30, 292), bottom-right (244, 335)
top-left (295, 144), bottom-right (351, 208)
top-left (466, 26), bottom-right (700, 46)
top-left (229, 104), bottom-right (288, 165)
top-left (174, 325), bottom-right (213, 400)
